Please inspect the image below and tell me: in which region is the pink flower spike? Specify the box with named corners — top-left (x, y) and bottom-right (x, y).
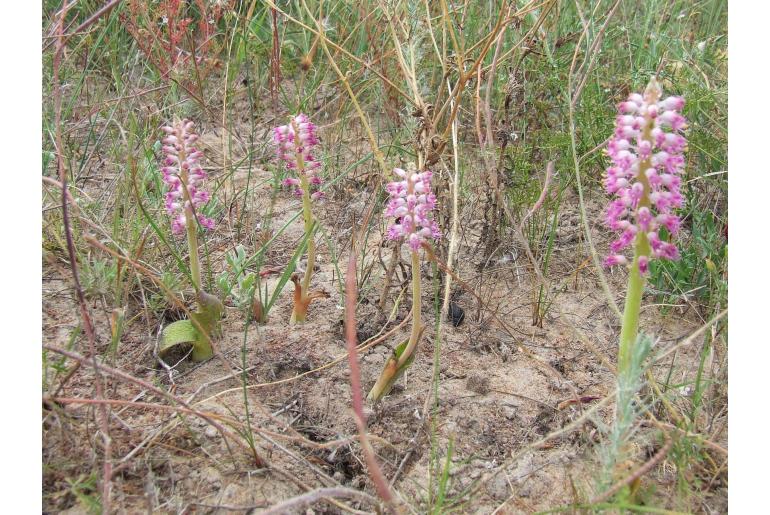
top-left (273, 114), bottom-right (324, 200)
top-left (602, 77), bottom-right (686, 270)
top-left (383, 164), bottom-right (440, 253)
top-left (160, 120), bottom-right (215, 233)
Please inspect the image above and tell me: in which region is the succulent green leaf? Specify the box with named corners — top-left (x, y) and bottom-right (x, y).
top-left (159, 320), bottom-right (198, 353)
top-left (159, 291), bottom-right (223, 363)
top-left (366, 339), bottom-right (416, 402)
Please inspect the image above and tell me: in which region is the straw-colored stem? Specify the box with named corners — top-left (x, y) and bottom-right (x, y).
top-left (300, 176), bottom-right (316, 299)
top-left (398, 250), bottom-right (422, 367)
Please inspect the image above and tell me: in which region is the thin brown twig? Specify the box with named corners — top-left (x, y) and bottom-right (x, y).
top-left (43, 0), bottom-right (123, 52)
top-left (42, 344), bottom-right (248, 467)
top-left (263, 0), bottom-right (414, 106)
top-left (261, 487), bottom-right (379, 515)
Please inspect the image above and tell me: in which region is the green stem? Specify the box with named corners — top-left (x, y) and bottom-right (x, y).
top-left (398, 250), bottom-right (422, 367)
top-left (185, 206), bottom-right (201, 292)
top-left (618, 235), bottom-right (648, 374)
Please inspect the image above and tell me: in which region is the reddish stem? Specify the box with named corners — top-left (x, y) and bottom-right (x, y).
top-left (345, 239), bottom-right (393, 504)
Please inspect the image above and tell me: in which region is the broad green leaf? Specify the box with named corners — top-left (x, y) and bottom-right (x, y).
top-left (159, 320), bottom-right (198, 354)
top-left (159, 291), bottom-right (223, 363)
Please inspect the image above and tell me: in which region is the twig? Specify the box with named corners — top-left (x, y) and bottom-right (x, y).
top-left (41, 344), bottom-right (247, 466)
top-left (261, 487), bottom-right (379, 515)
top-left (439, 77), bottom-right (462, 326)
top-left (483, 5), bottom-right (511, 146)
top-left (43, 0), bottom-right (123, 52)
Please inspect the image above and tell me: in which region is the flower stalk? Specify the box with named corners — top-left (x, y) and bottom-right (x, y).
top-left (295, 173), bottom-right (317, 323)
top-left (403, 250), bottom-right (422, 364)
top-left (181, 165), bottom-right (202, 292)
top-left (367, 164), bottom-right (440, 402)
top-left (603, 77), bottom-right (687, 374)
top-left (274, 114), bottom-right (325, 323)
top-left (158, 119), bottom-right (221, 362)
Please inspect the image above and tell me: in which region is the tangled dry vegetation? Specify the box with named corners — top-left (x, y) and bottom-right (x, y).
top-left (42, 1), bottom-right (727, 513)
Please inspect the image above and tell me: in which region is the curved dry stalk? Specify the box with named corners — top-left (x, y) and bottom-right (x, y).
top-left (483, 4), bottom-right (512, 146)
top-left (42, 345), bottom-right (247, 460)
top-left (344, 236), bottom-right (393, 504)
top-left (479, 0), bottom-right (556, 75)
top-left (301, 0), bottom-right (389, 176)
top-left (48, 396), bottom-right (389, 453)
top-left (263, 0), bottom-right (414, 107)
top-left (439, 77), bottom-right (462, 323)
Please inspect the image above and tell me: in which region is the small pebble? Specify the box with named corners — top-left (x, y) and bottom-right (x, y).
top-left (204, 426), bottom-right (219, 438)
top-left (502, 405), bottom-right (518, 420)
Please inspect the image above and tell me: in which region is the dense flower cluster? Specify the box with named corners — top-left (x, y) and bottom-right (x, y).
top-left (273, 114), bottom-right (324, 201)
top-left (603, 79), bottom-right (687, 273)
top-left (161, 120), bottom-right (215, 234)
top-left (385, 166), bottom-right (440, 252)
